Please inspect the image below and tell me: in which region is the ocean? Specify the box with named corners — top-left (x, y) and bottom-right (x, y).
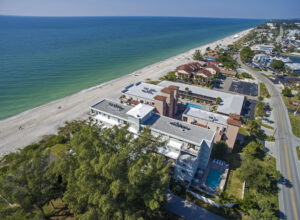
top-left (0, 16), bottom-right (264, 120)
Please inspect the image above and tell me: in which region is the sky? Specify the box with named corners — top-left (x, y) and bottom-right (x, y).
top-left (0, 0), bottom-right (299, 19)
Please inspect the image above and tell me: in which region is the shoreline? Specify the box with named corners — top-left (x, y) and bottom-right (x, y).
top-left (0, 28), bottom-right (252, 157)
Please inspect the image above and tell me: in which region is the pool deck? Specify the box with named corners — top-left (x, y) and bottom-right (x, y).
top-left (180, 100), bottom-right (212, 111)
top-left (191, 159), bottom-right (229, 195)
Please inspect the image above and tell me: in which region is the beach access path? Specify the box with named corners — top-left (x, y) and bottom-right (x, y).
top-left (0, 29), bottom-right (251, 157)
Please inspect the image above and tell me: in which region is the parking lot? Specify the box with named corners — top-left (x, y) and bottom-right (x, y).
top-left (229, 80), bottom-right (258, 96)
top-left (241, 99), bottom-right (257, 120)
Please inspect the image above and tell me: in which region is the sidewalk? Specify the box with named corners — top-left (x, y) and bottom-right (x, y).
top-left (165, 193), bottom-right (224, 220)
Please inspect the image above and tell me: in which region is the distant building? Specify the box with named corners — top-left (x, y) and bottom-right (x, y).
top-left (204, 56), bottom-right (217, 62)
top-left (175, 62), bottom-right (202, 79)
top-left (90, 99), bottom-right (215, 185)
top-left (219, 45), bottom-right (230, 51)
top-left (252, 54), bottom-right (271, 67)
top-left (251, 44), bottom-right (275, 54)
top-left (219, 69), bottom-right (237, 77)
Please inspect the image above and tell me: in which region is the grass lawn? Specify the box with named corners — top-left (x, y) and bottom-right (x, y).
top-left (288, 113), bottom-right (300, 138)
top-left (297, 146), bottom-right (300, 160)
top-left (226, 167), bottom-right (243, 200)
top-left (225, 143), bottom-right (244, 200)
top-left (257, 120), bottom-right (274, 130)
top-left (282, 95), bottom-right (300, 111)
top-left (259, 83), bottom-right (271, 98)
top-left (261, 73), bottom-right (272, 78)
top-left (238, 127), bottom-right (249, 136)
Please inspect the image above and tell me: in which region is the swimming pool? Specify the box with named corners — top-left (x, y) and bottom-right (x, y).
top-left (205, 169), bottom-right (223, 189)
top-left (186, 103), bottom-right (204, 110)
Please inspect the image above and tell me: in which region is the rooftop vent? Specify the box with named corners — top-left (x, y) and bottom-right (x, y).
top-left (108, 102), bottom-right (124, 111)
top-left (170, 121), bottom-right (191, 131)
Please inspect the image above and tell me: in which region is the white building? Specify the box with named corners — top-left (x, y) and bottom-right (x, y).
top-left (251, 44), bottom-right (275, 54)
top-left (90, 99), bottom-right (215, 185)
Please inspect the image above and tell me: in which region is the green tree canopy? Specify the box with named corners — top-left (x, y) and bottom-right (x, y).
top-left (211, 141), bottom-right (228, 160)
top-left (240, 47), bottom-right (255, 63)
top-left (55, 123), bottom-right (170, 219)
top-left (255, 102), bottom-right (266, 119)
top-left (246, 120), bottom-right (260, 136)
top-left (0, 149), bottom-right (63, 219)
top-left (270, 59), bottom-right (285, 72)
top-left (282, 87), bottom-right (293, 97)
top-left (192, 49), bottom-right (203, 61)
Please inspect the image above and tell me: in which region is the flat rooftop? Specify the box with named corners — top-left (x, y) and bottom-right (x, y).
top-left (126, 103), bottom-right (154, 119)
top-left (91, 99), bottom-right (215, 147)
top-left (90, 99), bottom-right (131, 120)
top-left (158, 81), bottom-right (244, 115)
top-left (122, 82), bottom-right (164, 101)
top-left (143, 114), bottom-right (215, 147)
top-left (183, 107), bottom-right (229, 126)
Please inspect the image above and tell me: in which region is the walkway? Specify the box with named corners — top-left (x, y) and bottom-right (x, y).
top-left (165, 193), bottom-right (224, 220)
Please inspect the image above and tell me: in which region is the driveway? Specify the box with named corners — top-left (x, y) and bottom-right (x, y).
top-left (165, 193), bottom-right (224, 220)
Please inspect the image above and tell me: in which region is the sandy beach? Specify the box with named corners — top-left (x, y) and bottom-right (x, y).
top-left (0, 28), bottom-right (251, 157)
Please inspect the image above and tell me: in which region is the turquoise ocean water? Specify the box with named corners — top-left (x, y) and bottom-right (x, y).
top-left (0, 16), bottom-right (264, 120)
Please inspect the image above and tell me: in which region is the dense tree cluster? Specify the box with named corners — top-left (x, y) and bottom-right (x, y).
top-left (0, 121), bottom-right (171, 219)
top-left (282, 87), bottom-right (293, 97)
top-left (237, 140), bottom-right (281, 219)
top-left (270, 59), bottom-right (285, 72)
top-left (217, 52), bottom-right (237, 70)
top-left (240, 47), bottom-right (255, 63)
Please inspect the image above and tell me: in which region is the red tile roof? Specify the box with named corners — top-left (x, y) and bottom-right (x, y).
top-left (195, 68), bottom-right (212, 78)
top-left (161, 87), bottom-right (173, 94)
top-left (229, 113), bottom-right (242, 120)
top-left (131, 100), bottom-right (139, 105)
top-left (206, 64), bottom-right (220, 72)
top-left (168, 85), bottom-right (179, 90)
top-left (227, 118), bottom-right (242, 127)
top-left (220, 69), bottom-right (237, 76)
top-left (196, 123), bottom-right (208, 128)
top-left (176, 62), bottom-right (202, 74)
top-left (154, 95), bottom-right (167, 101)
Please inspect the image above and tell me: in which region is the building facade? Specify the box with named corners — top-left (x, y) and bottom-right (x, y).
top-left (90, 99), bottom-right (215, 185)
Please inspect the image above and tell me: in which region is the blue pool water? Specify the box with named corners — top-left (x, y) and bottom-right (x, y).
top-left (186, 103), bottom-right (204, 110)
top-left (205, 169), bottom-right (223, 189)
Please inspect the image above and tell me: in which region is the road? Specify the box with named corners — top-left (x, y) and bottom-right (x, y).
top-left (237, 55), bottom-right (300, 220)
top-left (165, 193), bottom-right (224, 220)
top-left (276, 26), bottom-right (283, 43)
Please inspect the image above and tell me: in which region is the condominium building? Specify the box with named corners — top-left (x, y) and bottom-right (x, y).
top-left (90, 99), bottom-right (215, 185)
top-left (121, 82), bottom-right (179, 118)
top-left (182, 107), bottom-right (242, 150)
top-left (158, 81), bottom-right (245, 116)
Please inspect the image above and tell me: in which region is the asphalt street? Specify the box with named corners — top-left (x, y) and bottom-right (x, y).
top-left (237, 54), bottom-right (300, 220)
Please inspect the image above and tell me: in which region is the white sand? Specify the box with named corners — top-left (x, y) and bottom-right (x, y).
top-left (0, 28), bottom-right (251, 157)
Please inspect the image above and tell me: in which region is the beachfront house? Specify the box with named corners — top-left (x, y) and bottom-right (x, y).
top-left (90, 99), bottom-right (215, 186)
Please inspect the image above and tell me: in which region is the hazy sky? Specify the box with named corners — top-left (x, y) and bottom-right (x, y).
top-left (0, 0), bottom-right (299, 19)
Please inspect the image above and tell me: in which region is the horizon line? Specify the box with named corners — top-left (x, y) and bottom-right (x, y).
top-left (0, 14), bottom-right (272, 20)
